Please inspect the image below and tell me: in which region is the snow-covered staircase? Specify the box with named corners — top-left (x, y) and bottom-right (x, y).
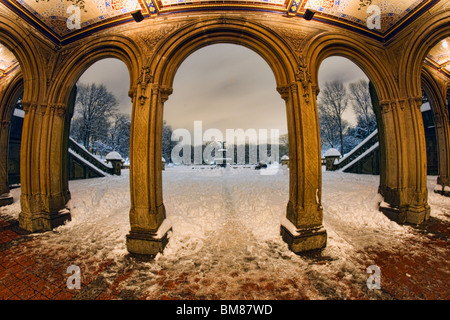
top-left (68, 138), bottom-right (114, 180)
top-left (334, 130), bottom-right (380, 175)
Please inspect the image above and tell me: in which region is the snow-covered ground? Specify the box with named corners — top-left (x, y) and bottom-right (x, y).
top-left (2, 167), bottom-right (449, 299)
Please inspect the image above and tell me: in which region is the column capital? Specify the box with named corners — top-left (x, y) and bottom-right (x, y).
top-left (22, 100), bottom-right (37, 114)
top-left (159, 86), bottom-right (173, 103)
top-left (48, 103), bottom-right (66, 117)
top-left (379, 100), bottom-right (394, 114)
top-left (1, 120), bottom-right (10, 129)
top-left (408, 96), bottom-right (423, 109)
top-left (277, 85), bottom-right (290, 101)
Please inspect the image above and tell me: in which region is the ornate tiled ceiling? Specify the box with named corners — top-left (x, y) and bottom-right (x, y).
top-left (0, 43), bottom-right (19, 80)
top-left (0, 0), bottom-right (438, 43)
top-left (0, 0), bottom-right (447, 79)
top-left (426, 37), bottom-right (450, 76)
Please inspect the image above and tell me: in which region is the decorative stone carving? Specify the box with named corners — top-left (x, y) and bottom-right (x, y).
top-left (290, 82), bottom-right (298, 94)
top-left (408, 96), bottom-right (423, 109)
top-left (295, 56), bottom-right (312, 104)
top-left (397, 99), bottom-right (406, 111)
top-left (138, 61), bottom-right (154, 106)
top-left (135, 24), bottom-right (179, 54)
top-left (272, 26), bottom-right (307, 53)
top-left (159, 86), bottom-right (173, 103)
top-left (380, 100), bottom-right (393, 114)
top-left (277, 85), bottom-right (290, 101)
top-left (56, 104), bottom-right (66, 117)
top-left (40, 104), bottom-right (47, 116)
top-left (1, 120), bottom-right (10, 129)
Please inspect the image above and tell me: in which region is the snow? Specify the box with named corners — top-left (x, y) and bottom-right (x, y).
top-left (337, 129), bottom-right (378, 165)
top-left (324, 148), bottom-right (341, 157)
top-left (421, 102), bottom-right (431, 112)
top-left (1, 167), bottom-right (449, 299)
top-left (13, 108), bottom-right (25, 118)
top-left (339, 142), bottom-right (380, 172)
top-left (105, 151), bottom-right (123, 161)
top-left (281, 155), bottom-right (289, 160)
top-left (68, 149), bottom-right (110, 177)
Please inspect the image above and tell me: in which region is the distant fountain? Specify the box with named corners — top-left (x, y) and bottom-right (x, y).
top-left (214, 141), bottom-right (232, 168)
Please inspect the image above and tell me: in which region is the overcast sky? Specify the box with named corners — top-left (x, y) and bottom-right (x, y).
top-left (77, 44), bottom-right (368, 141)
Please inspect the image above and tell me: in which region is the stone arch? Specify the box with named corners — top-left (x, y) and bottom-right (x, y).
top-left (126, 17), bottom-right (327, 255)
top-left (49, 35), bottom-right (141, 106)
top-left (0, 13), bottom-right (45, 109)
top-left (0, 14), bottom-right (52, 230)
top-left (0, 72), bottom-right (23, 206)
top-left (421, 67), bottom-right (450, 190)
top-left (306, 33), bottom-right (396, 102)
top-left (402, 9), bottom-right (450, 98)
top-left (19, 34), bottom-right (141, 232)
top-left (402, 9), bottom-right (450, 193)
top-left (306, 32), bottom-right (431, 224)
top-left (306, 33), bottom-right (393, 193)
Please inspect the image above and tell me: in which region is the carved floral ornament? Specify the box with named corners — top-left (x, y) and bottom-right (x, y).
top-left (295, 57), bottom-right (312, 104)
top-left (277, 85), bottom-right (290, 101)
top-left (137, 64), bottom-right (153, 106)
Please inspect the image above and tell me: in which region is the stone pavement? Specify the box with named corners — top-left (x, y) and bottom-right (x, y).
top-left (0, 213), bottom-right (449, 300)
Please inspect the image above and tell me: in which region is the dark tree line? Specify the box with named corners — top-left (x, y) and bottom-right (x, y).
top-left (70, 83), bottom-right (290, 163)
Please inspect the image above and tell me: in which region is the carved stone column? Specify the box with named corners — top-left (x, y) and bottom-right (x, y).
top-left (278, 77), bottom-right (327, 253)
top-left (126, 81), bottom-right (173, 256)
top-left (0, 120), bottom-right (13, 206)
top-left (434, 100), bottom-right (450, 194)
top-left (19, 101), bottom-right (70, 231)
top-left (377, 97), bottom-right (430, 224)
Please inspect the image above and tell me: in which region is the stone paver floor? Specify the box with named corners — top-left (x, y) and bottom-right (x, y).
top-left (0, 213), bottom-right (449, 300)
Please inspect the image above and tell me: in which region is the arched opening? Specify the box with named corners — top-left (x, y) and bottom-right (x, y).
top-left (419, 37), bottom-right (450, 195)
top-left (127, 18), bottom-right (326, 256)
top-left (315, 56), bottom-right (398, 242)
top-left (64, 58), bottom-right (132, 228)
top-left (317, 56), bottom-right (380, 175)
top-left (0, 42), bottom-right (22, 207)
top-left (68, 58), bottom-right (131, 179)
top-left (420, 87), bottom-right (439, 176)
top-left (161, 43), bottom-right (288, 252)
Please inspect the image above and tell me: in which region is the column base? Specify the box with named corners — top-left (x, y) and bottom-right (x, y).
top-left (379, 202), bottom-right (430, 225)
top-left (280, 218), bottom-right (327, 254)
top-left (434, 183), bottom-right (450, 197)
top-left (19, 208), bottom-right (71, 232)
top-left (126, 219), bottom-right (172, 256)
top-left (0, 193), bottom-right (13, 207)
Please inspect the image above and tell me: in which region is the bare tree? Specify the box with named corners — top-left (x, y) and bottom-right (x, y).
top-left (318, 102), bottom-right (340, 150)
top-left (279, 133), bottom-right (289, 158)
top-left (318, 80), bottom-right (349, 154)
top-left (109, 113), bottom-right (131, 159)
top-left (70, 83), bottom-right (118, 152)
top-left (162, 120), bottom-right (174, 163)
top-left (349, 80), bottom-right (376, 138)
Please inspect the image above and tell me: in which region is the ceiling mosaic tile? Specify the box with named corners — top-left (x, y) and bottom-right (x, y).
top-left (303, 0), bottom-right (425, 33)
top-left (0, 43), bottom-right (18, 72)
